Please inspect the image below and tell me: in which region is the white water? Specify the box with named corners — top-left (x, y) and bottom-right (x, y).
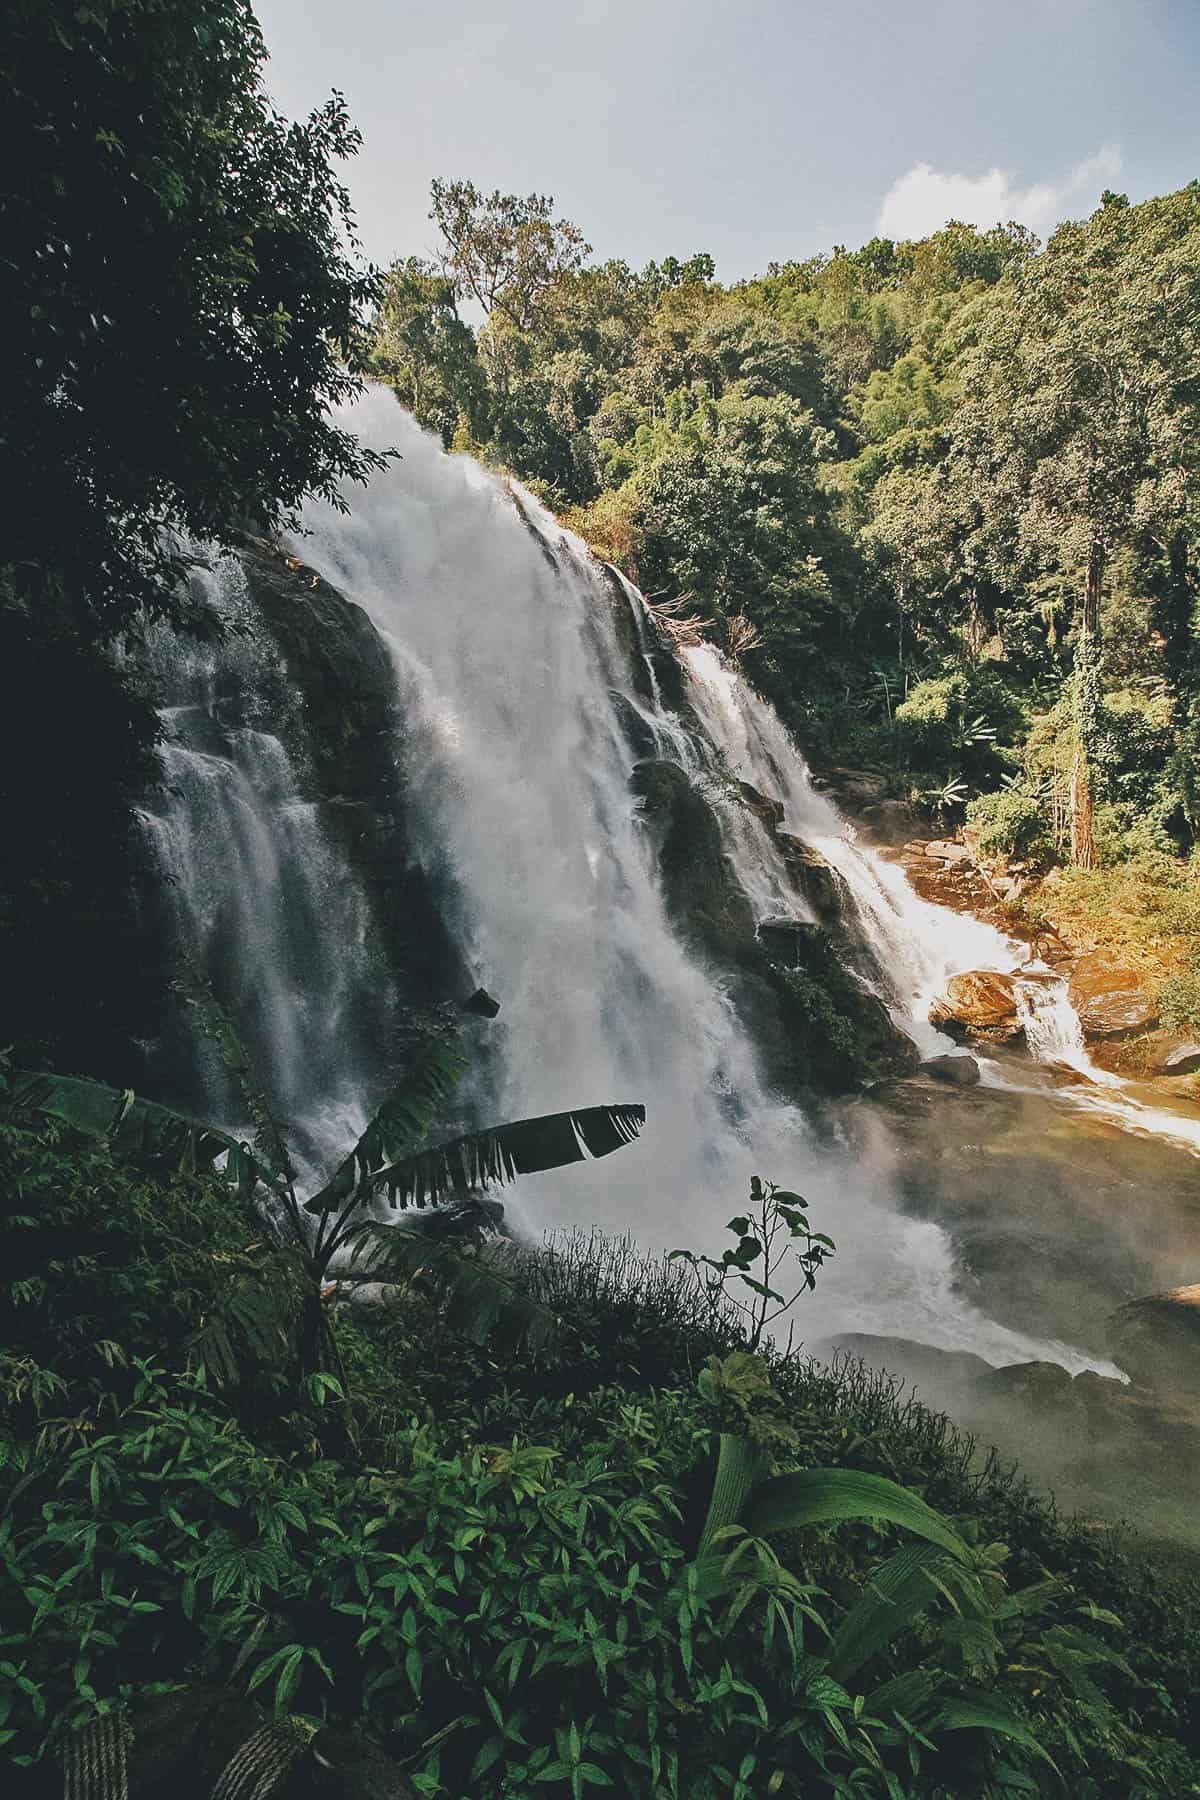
top-left (139, 558), bottom-right (379, 1179)
top-left (273, 389), bottom-right (1130, 1373)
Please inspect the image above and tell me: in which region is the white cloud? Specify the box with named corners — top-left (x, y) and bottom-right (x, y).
top-left (877, 147), bottom-right (1123, 242)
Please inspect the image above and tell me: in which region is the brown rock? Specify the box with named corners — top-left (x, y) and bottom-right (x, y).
top-left (1111, 1284), bottom-right (1200, 1395)
top-left (929, 970), bottom-right (1025, 1044)
top-left (1068, 952), bottom-right (1159, 1041)
top-left (921, 1053), bottom-right (982, 1087)
top-left (926, 839), bottom-right (972, 864)
top-left (738, 781), bottom-right (785, 831)
top-left (778, 834), bottom-right (845, 922)
top-left (1042, 1061), bottom-right (1097, 1088)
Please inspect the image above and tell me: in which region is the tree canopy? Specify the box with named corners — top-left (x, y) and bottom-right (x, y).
top-left (373, 177), bottom-right (1200, 873)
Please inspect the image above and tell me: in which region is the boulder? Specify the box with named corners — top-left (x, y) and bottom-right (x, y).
top-left (857, 797), bottom-right (922, 844)
top-left (929, 970), bottom-right (1024, 1044)
top-left (978, 1359), bottom-right (1075, 1408)
top-left (738, 780), bottom-right (785, 831)
top-left (921, 1053), bottom-right (982, 1087)
top-left (1111, 1284), bottom-right (1200, 1395)
top-left (1068, 952), bottom-right (1159, 1041)
top-left (1042, 1060), bottom-right (1097, 1088)
top-left (777, 835), bottom-right (846, 922)
top-left (1088, 1028), bottom-right (1200, 1077)
top-left (925, 839), bottom-right (972, 865)
top-left (757, 915), bottom-right (824, 956)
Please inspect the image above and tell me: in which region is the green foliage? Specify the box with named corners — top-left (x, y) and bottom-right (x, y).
top-left (965, 791), bottom-right (1053, 866)
top-left (670, 1178), bottom-right (835, 1351)
top-left (373, 175), bottom-right (1200, 890)
top-left (1156, 962), bottom-right (1200, 1035)
top-left (2, 0), bottom-right (383, 641)
top-left (4, 1124), bottom-right (1200, 1793)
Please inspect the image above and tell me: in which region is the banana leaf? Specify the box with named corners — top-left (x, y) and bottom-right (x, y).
top-left (306, 1101), bottom-right (647, 1215)
top-left (9, 1068), bottom-right (259, 1193)
top-left (305, 1038), bottom-right (467, 1219)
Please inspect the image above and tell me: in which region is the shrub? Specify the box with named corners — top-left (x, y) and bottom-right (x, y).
top-left (965, 789), bottom-right (1053, 865)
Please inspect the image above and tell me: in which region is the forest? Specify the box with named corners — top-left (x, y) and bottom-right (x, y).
top-left (5, 2), bottom-right (1200, 1797)
top-left (373, 180), bottom-right (1200, 1017)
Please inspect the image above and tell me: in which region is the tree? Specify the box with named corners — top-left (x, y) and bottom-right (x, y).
top-left (9, 1041), bottom-right (646, 1416)
top-left (370, 257), bottom-right (487, 447)
top-left (1, 0), bottom-right (383, 1065)
top-left (429, 178), bottom-right (591, 332)
top-left (2, 0), bottom-right (383, 639)
top-left (949, 187), bottom-right (1200, 863)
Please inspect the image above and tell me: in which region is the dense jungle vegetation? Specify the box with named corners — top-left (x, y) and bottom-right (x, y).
top-left (6, 1059), bottom-right (1200, 1798)
top-left (372, 178), bottom-right (1200, 1015)
top-left (6, 0), bottom-right (1200, 1793)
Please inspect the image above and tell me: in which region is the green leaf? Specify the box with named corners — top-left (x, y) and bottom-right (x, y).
top-left (697, 1434), bottom-right (769, 1554)
top-left (308, 1101), bottom-right (647, 1214)
top-left (934, 1692), bottom-right (1058, 1769)
top-left (827, 1542), bottom-right (965, 1681)
top-left (743, 1468), bottom-right (970, 1562)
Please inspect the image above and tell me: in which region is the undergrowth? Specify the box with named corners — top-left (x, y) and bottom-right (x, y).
top-left (3, 1116), bottom-right (1200, 1796)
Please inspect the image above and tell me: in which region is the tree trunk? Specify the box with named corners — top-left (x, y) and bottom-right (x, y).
top-left (1070, 746), bottom-right (1096, 869)
top-left (1070, 536), bottom-right (1105, 868)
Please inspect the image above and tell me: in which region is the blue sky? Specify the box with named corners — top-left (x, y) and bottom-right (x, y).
top-left (255, 0), bottom-right (1200, 276)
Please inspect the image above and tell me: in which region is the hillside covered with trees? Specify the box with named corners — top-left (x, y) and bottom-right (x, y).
top-left (373, 183), bottom-right (1200, 1012)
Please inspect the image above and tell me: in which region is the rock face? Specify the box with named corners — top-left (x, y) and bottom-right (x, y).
top-left (921, 1053), bottom-right (981, 1087)
top-left (1111, 1284), bottom-right (1200, 1396)
top-left (929, 970), bottom-right (1024, 1044)
top-left (631, 758), bottom-right (757, 959)
top-left (777, 835), bottom-right (846, 923)
top-left (1068, 952), bottom-right (1159, 1041)
top-left (239, 538), bottom-right (464, 1012)
top-left (630, 756), bottom-right (919, 1093)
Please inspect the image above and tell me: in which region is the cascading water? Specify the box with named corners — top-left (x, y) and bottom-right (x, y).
top-left (277, 388), bottom-right (1119, 1371)
top-left (138, 557), bottom-right (385, 1179)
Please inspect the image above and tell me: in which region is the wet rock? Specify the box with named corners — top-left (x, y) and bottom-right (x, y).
top-left (757, 916), bottom-right (824, 955)
top-left (463, 987), bottom-right (501, 1018)
top-left (1111, 1284), bottom-right (1200, 1395)
top-left (819, 1334), bottom-right (994, 1395)
top-left (738, 780), bottom-right (785, 831)
top-left (777, 835), bottom-right (846, 922)
top-left (921, 1053), bottom-right (982, 1087)
top-left (1088, 1028), bottom-right (1200, 1077)
top-left (857, 797), bottom-right (922, 844)
top-left (1068, 952), bottom-right (1159, 1040)
top-left (631, 758), bottom-right (756, 958)
top-left (1042, 1060), bottom-right (1097, 1088)
top-left (925, 839), bottom-right (972, 865)
top-left (929, 970), bottom-right (1025, 1044)
top-left (978, 1359), bottom-right (1075, 1408)
top-left (811, 765), bottom-right (891, 808)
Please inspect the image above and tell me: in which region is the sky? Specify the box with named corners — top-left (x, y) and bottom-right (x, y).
top-left (255, 0), bottom-right (1200, 277)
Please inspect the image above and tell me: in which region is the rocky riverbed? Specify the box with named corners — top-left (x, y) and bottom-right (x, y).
top-left (809, 767), bottom-right (1200, 1554)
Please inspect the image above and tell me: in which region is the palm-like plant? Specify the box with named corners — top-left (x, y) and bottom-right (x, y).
top-left (7, 1034), bottom-right (645, 1405)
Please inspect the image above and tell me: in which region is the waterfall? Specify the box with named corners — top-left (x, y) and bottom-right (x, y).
top-left (272, 388), bottom-right (1119, 1372)
top-left (138, 556), bottom-right (385, 1180)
